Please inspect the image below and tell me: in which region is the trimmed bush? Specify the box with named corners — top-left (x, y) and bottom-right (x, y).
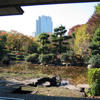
top-left (60, 53), bottom-right (69, 63)
top-left (48, 53), bottom-right (56, 64)
top-left (39, 54), bottom-right (48, 65)
top-left (26, 53), bottom-right (39, 64)
top-left (87, 68), bottom-right (100, 96)
top-left (87, 79), bottom-right (100, 96)
top-left (8, 53), bottom-right (16, 61)
top-left (89, 55), bottom-right (100, 68)
top-left (16, 55), bottom-right (24, 61)
top-left (39, 54), bottom-right (56, 65)
top-left (88, 68), bottom-right (100, 85)
top-left (2, 56), bottom-right (10, 65)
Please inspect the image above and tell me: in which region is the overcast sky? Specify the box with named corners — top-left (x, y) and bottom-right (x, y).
top-left (0, 2), bottom-right (100, 36)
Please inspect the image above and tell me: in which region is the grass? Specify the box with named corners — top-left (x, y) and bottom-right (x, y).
top-left (0, 62), bottom-right (88, 97)
top-left (0, 62), bottom-right (88, 85)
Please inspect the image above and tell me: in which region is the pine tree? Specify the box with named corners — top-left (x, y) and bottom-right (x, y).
top-left (37, 33), bottom-right (50, 54)
top-left (52, 25), bottom-right (71, 54)
top-left (89, 26), bottom-right (100, 55)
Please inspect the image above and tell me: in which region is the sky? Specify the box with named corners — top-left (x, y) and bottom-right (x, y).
top-left (0, 2), bottom-right (100, 37)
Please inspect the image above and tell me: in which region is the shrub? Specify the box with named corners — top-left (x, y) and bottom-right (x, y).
top-left (48, 53), bottom-right (56, 64)
top-left (16, 55), bottom-right (24, 61)
top-left (88, 55), bottom-right (100, 68)
top-left (86, 79), bottom-right (100, 96)
top-left (2, 56), bottom-right (10, 65)
top-left (39, 54), bottom-right (48, 65)
top-left (39, 54), bottom-right (56, 65)
top-left (8, 53), bottom-right (16, 61)
top-left (88, 68), bottom-right (100, 85)
top-left (26, 53), bottom-right (39, 64)
top-left (87, 68), bottom-right (100, 96)
top-left (60, 53), bottom-right (69, 63)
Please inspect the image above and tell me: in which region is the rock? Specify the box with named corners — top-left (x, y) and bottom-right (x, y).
top-left (23, 78), bottom-right (40, 85)
top-left (60, 80), bottom-right (69, 86)
top-left (77, 84), bottom-right (90, 92)
top-left (66, 63), bottom-right (71, 66)
top-left (42, 82), bottom-right (50, 87)
top-left (34, 77), bottom-right (57, 87)
top-left (62, 63), bottom-right (67, 66)
top-left (27, 76), bottom-right (61, 87)
top-left (87, 64), bottom-right (93, 69)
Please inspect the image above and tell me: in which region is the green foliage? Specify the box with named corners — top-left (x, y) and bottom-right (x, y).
top-left (74, 24), bottom-right (90, 55)
top-left (95, 3), bottom-right (100, 15)
top-left (2, 56), bottom-right (10, 65)
top-left (39, 54), bottom-right (56, 65)
top-left (86, 79), bottom-right (100, 96)
top-left (38, 45), bottom-right (49, 54)
top-left (27, 43), bottom-right (38, 54)
top-left (26, 53), bottom-right (39, 64)
top-left (87, 68), bottom-right (100, 96)
top-left (37, 33), bottom-right (50, 54)
top-left (52, 25), bottom-right (71, 54)
top-left (60, 53), bottom-right (70, 63)
top-left (89, 26), bottom-right (100, 55)
top-left (38, 33), bottom-right (50, 44)
top-left (39, 54), bottom-right (48, 65)
top-left (16, 55), bottom-right (25, 61)
top-left (88, 68), bottom-right (100, 85)
top-left (91, 79), bottom-right (100, 96)
top-left (89, 55), bottom-right (100, 68)
top-left (0, 35), bottom-right (7, 59)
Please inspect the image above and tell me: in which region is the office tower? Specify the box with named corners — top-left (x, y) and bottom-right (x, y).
top-left (35, 15), bottom-right (53, 36)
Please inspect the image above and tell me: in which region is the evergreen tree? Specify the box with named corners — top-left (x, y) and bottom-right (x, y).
top-left (52, 25), bottom-right (71, 54)
top-left (0, 35), bottom-right (7, 60)
top-left (37, 33), bottom-right (50, 54)
top-left (89, 26), bottom-right (100, 55)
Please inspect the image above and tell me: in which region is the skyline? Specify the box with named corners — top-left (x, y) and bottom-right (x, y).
top-left (0, 2), bottom-right (100, 36)
top-left (35, 15), bottom-right (53, 36)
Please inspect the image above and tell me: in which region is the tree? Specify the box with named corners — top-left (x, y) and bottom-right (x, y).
top-left (37, 33), bottom-right (50, 54)
top-left (52, 25), bottom-right (71, 54)
top-left (89, 26), bottom-right (100, 55)
top-left (6, 31), bottom-right (38, 54)
top-left (87, 4), bottom-right (100, 36)
top-left (0, 34), bottom-right (7, 60)
top-left (74, 24), bottom-right (90, 55)
top-left (7, 32), bottom-right (21, 51)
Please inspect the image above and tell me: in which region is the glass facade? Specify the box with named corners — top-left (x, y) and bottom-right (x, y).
top-left (35, 15), bottom-right (53, 36)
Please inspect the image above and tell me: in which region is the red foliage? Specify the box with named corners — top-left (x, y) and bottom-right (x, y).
top-left (68, 25), bottom-right (81, 35)
top-left (0, 31), bottom-right (7, 36)
top-left (86, 13), bottom-right (100, 35)
top-left (15, 52), bottom-right (21, 55)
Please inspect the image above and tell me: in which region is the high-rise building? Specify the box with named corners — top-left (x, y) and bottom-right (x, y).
top-left (35, 15), bottom-right (53, 36)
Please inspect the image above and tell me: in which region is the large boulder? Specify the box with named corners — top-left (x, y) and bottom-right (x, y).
top-left (28, 76), bottom-right (61, 87)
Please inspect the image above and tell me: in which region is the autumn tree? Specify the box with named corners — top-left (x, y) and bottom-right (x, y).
top-left (7, 32), bottom-right (21, 51)
top-left (7, 31), bottom-right (38, 53)
top-left (87, 4), bottom-right (100, 37)
top-left (73, 24), bottom-right (90, 56)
